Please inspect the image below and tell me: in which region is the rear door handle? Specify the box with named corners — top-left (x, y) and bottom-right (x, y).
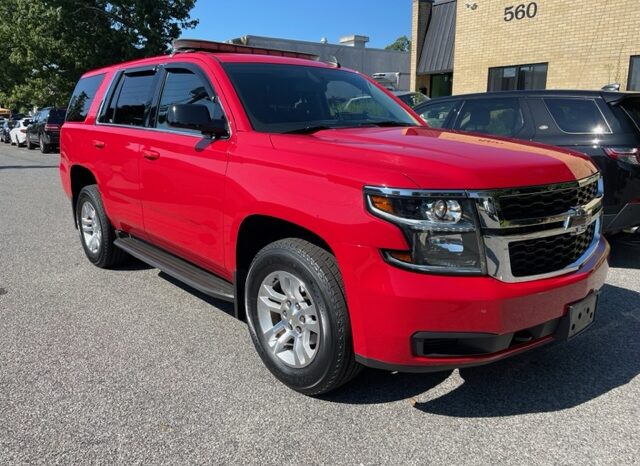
top-left (142, 149), bottom-right (160, 160)
top-left (93, 140), bottom-right (105, 149)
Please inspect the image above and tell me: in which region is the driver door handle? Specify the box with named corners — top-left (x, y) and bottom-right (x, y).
top-left (142, 149), bottom-right (160, 160)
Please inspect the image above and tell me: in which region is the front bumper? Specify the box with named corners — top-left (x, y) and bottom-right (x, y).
top-left (336, 237), bottom-right (609, 371)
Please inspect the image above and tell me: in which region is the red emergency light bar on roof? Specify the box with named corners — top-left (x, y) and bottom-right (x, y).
top-left (171, 39), bottom-right (320, 61)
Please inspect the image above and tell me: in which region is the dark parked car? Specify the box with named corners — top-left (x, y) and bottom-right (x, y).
top-left (414, 90), bottom-right (640, 233)
top-left (26, 107), bottom-right (66, 153)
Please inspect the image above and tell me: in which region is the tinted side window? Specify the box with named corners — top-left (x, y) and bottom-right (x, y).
top-left (417, 101), bottom-right (456, 128)
top-left (156, 69), bottom-right (223, 133)
top-left (111, 72), bottom-right (156, 127)
top-left (453, 98), bottom-right (525, 137)
top-left (544, 98), bottom-right (610, 134)
top-left (619, 100), bottom-right (640, 131)
top-left (66, 74), bottom-right (105, 122)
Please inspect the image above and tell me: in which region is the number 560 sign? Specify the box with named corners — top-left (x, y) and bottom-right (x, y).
top-left (504, 2), bottom-right (538, 21)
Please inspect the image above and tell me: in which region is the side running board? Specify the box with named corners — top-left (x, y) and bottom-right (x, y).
top-left (114, 236), bottom-right (235, 302)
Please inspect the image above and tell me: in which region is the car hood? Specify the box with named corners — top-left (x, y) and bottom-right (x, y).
top-left (269, 127), bottom-right (597, 189)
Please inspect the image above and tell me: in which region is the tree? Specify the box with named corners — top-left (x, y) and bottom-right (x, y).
top-left (385, 35), bottom-right (411, 53)
top-left (0, 0), bottom-right (198, 111)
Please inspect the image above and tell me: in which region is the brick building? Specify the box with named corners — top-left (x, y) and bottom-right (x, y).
top-left (411, 0), bottom-right (640, 97)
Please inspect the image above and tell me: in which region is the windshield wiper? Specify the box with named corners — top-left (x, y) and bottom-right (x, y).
top-left (361, 121), bottom-right (415, 127)
top-left (284, 125), bottom-right (336, 134)
top-left (284, 121), bottom-right (415, 134)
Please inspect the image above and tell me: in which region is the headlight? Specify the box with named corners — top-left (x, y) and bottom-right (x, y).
top-left (365, 187), bottom-right (486, 274)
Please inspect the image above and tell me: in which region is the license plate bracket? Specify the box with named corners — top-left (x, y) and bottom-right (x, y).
top-left (565, 293), bottom-right (598, 339)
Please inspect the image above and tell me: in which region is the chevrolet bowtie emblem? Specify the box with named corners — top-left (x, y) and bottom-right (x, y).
top-left (564, 207), bottom-right (590, 234)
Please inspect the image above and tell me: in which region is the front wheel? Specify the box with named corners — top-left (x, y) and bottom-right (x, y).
top-left (26, 134), bottom-right (35, 150)
top-left (245, 238), bottom-right (361, 395)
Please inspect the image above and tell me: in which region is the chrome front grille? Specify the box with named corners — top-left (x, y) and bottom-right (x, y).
top-left (470, 173), bottom-right (603, 283)
top-left (498, 180), bottom-right (599, 221)
top-left (508, 223), bottom-right (596, 277)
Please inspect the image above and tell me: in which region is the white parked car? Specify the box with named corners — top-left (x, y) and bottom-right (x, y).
top-left (9, 118), bottom-right (31, 146)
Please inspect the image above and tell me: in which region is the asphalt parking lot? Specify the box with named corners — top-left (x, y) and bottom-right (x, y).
top-left (0, 143), bottom-right (638, 465)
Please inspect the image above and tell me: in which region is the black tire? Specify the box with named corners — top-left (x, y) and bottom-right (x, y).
top-left (245, 238), bottom-right (361, 395)
top-left (26, 133), bottom-right (35, 150)
top-left (39, 134), bottom-right (50, 154)
top-left (75, 185), bottom-right (127, 268)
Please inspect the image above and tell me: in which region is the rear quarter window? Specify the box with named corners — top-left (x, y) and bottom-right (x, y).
top-left (544, 98), bottom-right (610, 134)
top-left (620, 100), bottom-right (640, 131)
top-left (66, 74), bottom-right (105, 122)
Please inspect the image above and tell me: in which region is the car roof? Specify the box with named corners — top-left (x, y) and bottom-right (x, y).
top-left (423, 89), bottom-right (640, 104)
top-left (81, 50), bottom-right (337, 79)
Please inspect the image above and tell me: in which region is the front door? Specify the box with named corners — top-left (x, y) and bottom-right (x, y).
top-left (138, 64), bottom-right (231, 274)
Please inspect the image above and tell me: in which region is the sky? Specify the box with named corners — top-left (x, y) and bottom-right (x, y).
top-left (182, 0), bottom-right (412, 49)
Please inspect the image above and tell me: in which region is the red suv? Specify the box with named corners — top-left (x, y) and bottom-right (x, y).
top-left (60, 40), bottom-right (609, 395)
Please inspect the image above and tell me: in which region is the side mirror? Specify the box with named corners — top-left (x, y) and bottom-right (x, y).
top-left (167, 104), bottom-right (227, 138)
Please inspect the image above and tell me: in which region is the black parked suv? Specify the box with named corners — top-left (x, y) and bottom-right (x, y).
top-left (26, 107), bottom-right (66, 153)
top-left (415, 90), bottom-right (640, 233)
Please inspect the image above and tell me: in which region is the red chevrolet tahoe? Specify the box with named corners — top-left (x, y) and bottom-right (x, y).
top-left (60, 40), bottom-right (609, 395)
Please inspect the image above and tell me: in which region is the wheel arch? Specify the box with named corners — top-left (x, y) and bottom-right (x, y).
top-left (70, 164), bottom-right (98, 228)
top-left (233, 214), bottom-right (335, 321)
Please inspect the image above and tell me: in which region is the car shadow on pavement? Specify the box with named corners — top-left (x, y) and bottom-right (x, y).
top-left (608, 233), bottom-right (640, 269)
top-left (117, 257), bottom-right (154, 271)
top-left (157, 271), bottom-right (235, 317)
top-left (323, 283), bottom-right (639, 412)
top-left (412, 282), bottom-right (640, 417)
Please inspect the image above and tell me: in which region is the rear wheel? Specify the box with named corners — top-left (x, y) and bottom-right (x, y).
top-left (76, 185), bottom-right (127, 268)
top-left (39, 134), bottom-right (50, 154)
top-left (245, 238), bottom-right (361, 395)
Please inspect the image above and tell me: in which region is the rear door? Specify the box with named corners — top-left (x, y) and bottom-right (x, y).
top-left (93, 67), bottom-right (160, 237)
top-left (137, 62), bottom-right (232, 274)
top-left (27, 110), bottom-right (43, 143)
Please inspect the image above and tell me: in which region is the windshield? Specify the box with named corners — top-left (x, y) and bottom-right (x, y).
top-left (223, 63), bottom-right (419, 133)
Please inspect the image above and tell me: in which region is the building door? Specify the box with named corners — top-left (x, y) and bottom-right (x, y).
top-left (430, 73), bottom-right (453, 98)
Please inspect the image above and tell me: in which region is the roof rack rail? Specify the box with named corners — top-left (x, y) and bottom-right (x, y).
top-left (171, 39), bottom-right (320, 61)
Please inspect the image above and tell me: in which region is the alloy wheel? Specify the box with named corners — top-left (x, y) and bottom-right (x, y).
top-left (80, 201), bottom-right (102, 254)
top-left (257, 270), bottom-right (320, 368)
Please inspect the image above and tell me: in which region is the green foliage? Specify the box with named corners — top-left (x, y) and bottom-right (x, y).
top-left (0, 0), bottom-right (198, 111)
top-left (385, 35), bottom-right (411, 53)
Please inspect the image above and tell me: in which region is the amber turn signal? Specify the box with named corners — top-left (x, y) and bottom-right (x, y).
top-left (370, 195), bottom-right (395, 214)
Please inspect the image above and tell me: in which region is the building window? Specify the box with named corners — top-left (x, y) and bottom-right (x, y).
top-left (488, 63), bottom-right (548, 92)
top-left (628, 56), bottom-right (640, 91)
